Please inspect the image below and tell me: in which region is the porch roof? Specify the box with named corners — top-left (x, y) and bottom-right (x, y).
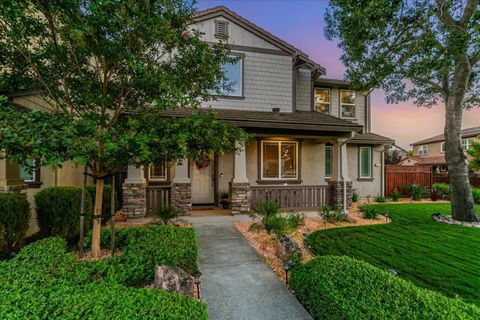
top-left (161, 108), bottom-right (364, 135)
top-left (350, 132), bottom-right (395, 145)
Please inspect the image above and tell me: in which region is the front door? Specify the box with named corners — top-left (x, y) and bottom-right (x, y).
top-left (192, 158), bottom-right (215, 204)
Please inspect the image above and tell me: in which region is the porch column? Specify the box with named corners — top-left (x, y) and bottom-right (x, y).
top-left (171, 159), bottom-right (191, 215)
top-left (328, 139), bottom-right (352, 211)
top-left (230, 141), bottom-right (251, 215)
top-left (122, 165), bottom-right (147, 219)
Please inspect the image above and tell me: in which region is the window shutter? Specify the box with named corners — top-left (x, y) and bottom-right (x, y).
top-left (215, 20), bottom-right (229, 40)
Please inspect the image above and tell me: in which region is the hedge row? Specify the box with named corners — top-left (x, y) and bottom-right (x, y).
top-left (290, 256), bottom-right (480, 320)
top-left (0, 193), bottom-right (30, 257)
top-left (0, 226), bottom-right (205, 319)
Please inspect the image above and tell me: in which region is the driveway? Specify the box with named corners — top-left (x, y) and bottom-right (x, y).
top-left (191, 219), bottom-right (312, 320)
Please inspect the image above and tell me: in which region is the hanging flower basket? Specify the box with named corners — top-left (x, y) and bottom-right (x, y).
top-left (194, 156), bottom-right (210, 169)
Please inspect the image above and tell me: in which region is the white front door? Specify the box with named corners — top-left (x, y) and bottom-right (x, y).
top-left (192, 160), bottom-right (215, 204)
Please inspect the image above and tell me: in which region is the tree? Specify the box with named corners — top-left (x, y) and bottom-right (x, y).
top-left (467, 137), bottom-right (480, 170)
top-left (0, 0), bottom-right (247, 257)
top-left (385, 149), bottom-right (403, 165)
top-left (325, 0), bottom-right (479, 222)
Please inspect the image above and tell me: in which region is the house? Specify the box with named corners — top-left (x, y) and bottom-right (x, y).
top-left (399, 126), bottom-right (480, 175)
top-left (1, 6), bottom-right (394, 223)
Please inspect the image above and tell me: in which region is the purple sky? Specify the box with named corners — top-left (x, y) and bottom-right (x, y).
top-left (196, 0), bottom-right (480, 149)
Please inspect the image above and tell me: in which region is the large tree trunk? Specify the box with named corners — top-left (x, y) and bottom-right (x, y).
top-left (91, 178), bottom-right (104, 257)
top-left (444, 58), bottom-right (479, 222)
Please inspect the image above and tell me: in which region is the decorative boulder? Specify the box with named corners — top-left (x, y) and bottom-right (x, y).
top-left (152, 265), bottom-right (194, 297)
top-left (276, 235), bottom-right (301, 262)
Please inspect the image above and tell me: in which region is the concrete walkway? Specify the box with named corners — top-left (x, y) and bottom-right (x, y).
top-left (191, 219), bottom-right (312, 320)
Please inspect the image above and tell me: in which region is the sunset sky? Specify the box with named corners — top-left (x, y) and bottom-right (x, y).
top-left (197, 0), bottom-right (480, 149)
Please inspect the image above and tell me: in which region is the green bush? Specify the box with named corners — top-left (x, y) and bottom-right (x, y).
top-left (404, 184), bottom-right (428, 201)
top-left (0, 193), bottom-right (30, 257)
top-left (392, 189), bottom-right (400, 202)
top-left (86, 184), bottom-right (117, 224)
top-left (359, 205), bottom-right (381, 219)
top-left (351, 189), bottom-right (358, 202)
top-left (286, 211), bottom-right (306, 229)
top-left (0, 236), bottom-right (206, 320)
top-left (154, 205), bottom-right (181, 224)
top-left (318, 206), bottom-right (346, 223)
top-left (35, 186), bottom-right (93, 242)
top-left (252, 201), bottom-right (279, 224)
top-left (290, 256), bottom-right (480, 320)
top-left (375, 196), bottom-right (387, 203)
top-left (473, 188), bottom-right (480, 204)
top-left (433, 183), bottom-right (450, 196)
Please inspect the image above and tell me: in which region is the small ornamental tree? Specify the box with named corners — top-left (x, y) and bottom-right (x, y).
top-left (325, 0), bottom-right (479, 222)
top-left (0, 0), bottom-right (247, 257)
top-left (385, 149), bottom-right (403, 165)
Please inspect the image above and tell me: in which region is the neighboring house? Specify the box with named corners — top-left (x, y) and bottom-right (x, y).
top-left (400, 126), bottom-right (480, 175)
top-left (1, 6), bottom-right (394, 223)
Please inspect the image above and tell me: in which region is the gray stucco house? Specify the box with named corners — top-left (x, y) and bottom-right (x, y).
top-left (121, 6), bottom-right (394, 217)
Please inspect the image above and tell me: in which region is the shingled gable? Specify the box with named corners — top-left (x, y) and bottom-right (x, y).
top-left (194, 6), bottom-right (325, 75)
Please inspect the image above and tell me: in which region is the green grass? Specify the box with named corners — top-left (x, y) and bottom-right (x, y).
top-left (307, 203), bottom-right (480, 306)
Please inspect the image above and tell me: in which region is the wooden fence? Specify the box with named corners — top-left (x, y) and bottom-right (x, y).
top-left (432, 175), bottom-right (480, 188)
top-left (146, 185), bottom-right (171, 212)
top-left (251, 185), bottom-right (332, 210)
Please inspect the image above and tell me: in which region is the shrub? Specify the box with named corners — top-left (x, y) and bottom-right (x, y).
top-left (0, 236), bottom-right (207, 319)
top-left (318, 206), bottom-right (346, 223)
top-left (154, 205), bottom-right (181, 225)
top-left (0, 193), bottom-right (30, 257)
top-left (392, 189), bottom-right (400, 202)
top-left (286, 211), bottom-right (306, 229)
top-left (433, 183), bottom-right (450, 196)
top-left (253, 201), bottom-right (279, 225)
top-left (351, 189), bottom-right (358, 202)
top-left (473, 188), bottom-right (480, 204)
top-left (86, 184), bottom-right (117, 224)
top-left (375, 196), bottom-right (386, 203)
top-left (403, 184), bottom-right (428, 201)
top-left (430, 188), bottom-right (443, 201)
top-left (35, 187), bottom-right (93, 242)
top-left (359, 205), bottom-right (380, 219)
top-left (290, 256), bottom-right (480, 320)
top-left (268, 216), bottom-right (289, 236)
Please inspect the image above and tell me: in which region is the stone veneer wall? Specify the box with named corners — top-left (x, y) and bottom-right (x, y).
top-left (328, 180), bottom-right (353, 209)
top-left (230, 182), bottom-right (251, 215)
top-left (122, 182), bottom-right (147, 218)
top-left (0, 184), bottom-right (28, 196)
top-left (170, 182), bottom-right (192, 215)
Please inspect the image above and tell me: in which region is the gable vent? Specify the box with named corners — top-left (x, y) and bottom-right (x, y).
top-left (215, 20), bottom-right (229, 40)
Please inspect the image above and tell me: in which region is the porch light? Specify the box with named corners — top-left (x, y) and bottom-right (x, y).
top-left (302, 233), bottom-right (308, 249)
top-left (265, 223), bottom-right (272, 234)
top-left (284, 260), bottom-right (290, 287)
top-left (384, 213), bottom-right (389, 222)
top-left (194, 271), bottom-right (202, 300)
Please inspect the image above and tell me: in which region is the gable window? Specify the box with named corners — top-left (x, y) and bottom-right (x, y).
top-left (359, 146), bottom-right (372, 179)
top-left (314, 88), bottom-right (330, 113)
top-left (441, 142), bottom-right (445, 153)
top-left (261, 141), bottom-right (298, 180)
top-left (19, 159), bottom-right (41, 187)
top-left (461, 138), bottom-right (473, 151)
top-left (340, 90), bottom-right (356, 118)
top-left (214, 20), bottom-right (229, 40)
top-left (212, 55), bottom-right (243, 97)
top-left (418, 145), bottom-right (428, 155)
top-left (148, 164), bottom-right (168, 181)
top-left (324, 144), bottom-right (333, 178)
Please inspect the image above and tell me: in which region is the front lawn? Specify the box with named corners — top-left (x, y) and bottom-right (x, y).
top-left (307, 203), bottom-right (480, 306)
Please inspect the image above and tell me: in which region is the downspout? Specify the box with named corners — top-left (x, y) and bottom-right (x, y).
top-left (339, 131), bottom-right (355, 214)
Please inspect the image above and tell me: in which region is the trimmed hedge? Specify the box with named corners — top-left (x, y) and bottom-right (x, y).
top-left (0, 193), bottom-right (30, 257)
top-left (473, 188), bottom-right (480, 204)
top-left (0, 228), bottom-right (206, 319)
top-left (35, 186), bottom-right (93, 241)
top-left (86, 184), bottom-right (118, 224)
top-left (290, 256), bottom-right (480, 320)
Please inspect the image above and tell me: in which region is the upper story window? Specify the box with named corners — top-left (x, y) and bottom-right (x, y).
top-left (314, 88), bottom-right (330, 113)
top-left (214, 20), bottom-right (229, 40)
top-left (340, 90), bottom-right (356, 118)
top-left (212, 55), bottom-right (243, 97)
top-left (418, 145), bottom-right (428, 155)
top-left (462, 138), bottom-right (473, 151)
top-left (148, 164), bottom-right (168, 181)
top-left (441, 142), bottom-right (445, 153)
top-left (261, 141), bottom-right (298, 180)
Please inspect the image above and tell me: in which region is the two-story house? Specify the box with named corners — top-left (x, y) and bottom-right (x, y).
top-left (1, 6), bottom-right (394, 223)
top-left (400, 126), bottom-right (480, 175)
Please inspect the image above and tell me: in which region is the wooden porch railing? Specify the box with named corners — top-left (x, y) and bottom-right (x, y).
top-left (146, 185), bottom-right (171, 212)
top-left (251, 185), bottom-right (332, 210)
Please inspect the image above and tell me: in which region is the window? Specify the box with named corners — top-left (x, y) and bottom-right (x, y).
top-left (418, 145), bottom-right (428, 155)
top-left (211, 55), bottom-right (243, 97)
top-left (340, 90), bottom-right (356, 118)
top-left (359, 146), bottom-right (372, 179)
top-left (214, 20), bottom-right (229, 39)
top-left (324, 144), bottom-right (333, 178)
top-left (441, 142), bottom-right (445, 153)
top-left (462, 138), bottom-right (473, 151)
top-left (148, 164), bottom-right (167, 181)
top-left (19, 159), bottom-right (36, 182)
top-left (314, 88), bottom-right (330, 113)
top-left (261, 141), bottom-right (298, 180)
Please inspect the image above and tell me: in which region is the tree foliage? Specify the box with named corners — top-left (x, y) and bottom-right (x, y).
top-left (468, 137), bottom-right (480, 170)
top-left (385, 149), bottom-right (404, 165)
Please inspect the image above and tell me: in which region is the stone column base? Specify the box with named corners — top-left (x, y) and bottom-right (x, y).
top-left (327, 180), bottom-right (353, 209)
top-left (230, 182), bottom-right (251, 215)
top-left (0, 184), bottom-right (28, 197)
top-left (171, 182), bottom-right (192, 215)
top-left (122, 182), bottom-right (147, 219)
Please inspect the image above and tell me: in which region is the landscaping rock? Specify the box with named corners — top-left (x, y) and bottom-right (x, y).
top-left (432, 214), bottom-right (480, 228)
top-left (114, 211), bottom-right (127, 222)
top-left (276, 235), bottom-right (302, 263)
top-left (152, 265), bottom-right (194, 297)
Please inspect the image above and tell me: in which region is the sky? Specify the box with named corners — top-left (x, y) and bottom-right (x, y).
top-left (196, 0), bottom-right (480, 149)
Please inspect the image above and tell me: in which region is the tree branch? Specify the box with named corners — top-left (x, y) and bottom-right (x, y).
top-left (436, 0), bottom-right (459, 29)
top-left (469, 55), bottom-right (480, 66)
top-left (459, 0), bottom-right (478, 26)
